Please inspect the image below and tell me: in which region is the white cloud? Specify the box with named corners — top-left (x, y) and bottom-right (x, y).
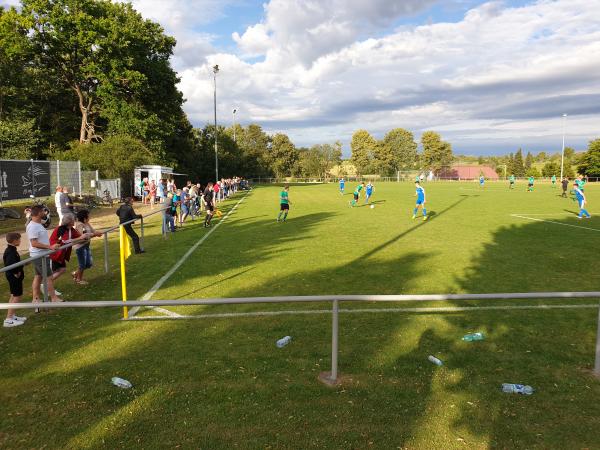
top-left (123, 0), bottom-right (600, 154)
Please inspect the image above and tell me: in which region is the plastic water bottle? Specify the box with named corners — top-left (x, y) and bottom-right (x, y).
top-left (462, 332), bottom-right (485, 342)
top-left (501, 383), bottom-right (534, 395)
top-left (428, 355), bottom-right (443, 366)
top-left (276, 336), bottom-right (292, 348)
top-left (111, 377), bottom-right (132, 389)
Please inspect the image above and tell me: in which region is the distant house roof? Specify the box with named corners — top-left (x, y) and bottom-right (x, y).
top-left (439, 165), bottom-right (499, 180)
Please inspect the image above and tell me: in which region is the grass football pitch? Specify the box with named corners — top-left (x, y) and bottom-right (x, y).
top-left (2, 181), bottom-right (600, 449)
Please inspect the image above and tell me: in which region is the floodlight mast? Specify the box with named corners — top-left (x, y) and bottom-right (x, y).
top-left (233, 108), bottom-right (237, 142)
top-left (213, 64), bottom-right (219, 182)
top-left (560, 113), bottom-right (567, 180)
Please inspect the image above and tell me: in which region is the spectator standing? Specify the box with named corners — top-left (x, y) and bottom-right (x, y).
top-left (180, 187), bottom-right (190, 226)
top-left (149, 180), bottom-right (157, 209)
top-left (3, 233), bottom-right (27, 327)
top-left (116, 198), bottom-right (144, 254)
top-left (157, 179), bottom-right (165, 204)
top-left (27, 206), bottom-right (62, 303)
top-left (73, 209), bottom-right (102, 284)
top-left (203, 182), bottom-right (215, 228)
top-left (213, 181), bottom-right (220, 204)
top-left (49, 213), bottom-right (87, 290)
top-left (54, 186), bottom-right (64, 224)
top-left (164, 192), bottom-right (177, 232)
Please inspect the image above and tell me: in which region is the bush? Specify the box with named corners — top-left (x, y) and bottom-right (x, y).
top-left (541, 161), bottom-right (559, 177)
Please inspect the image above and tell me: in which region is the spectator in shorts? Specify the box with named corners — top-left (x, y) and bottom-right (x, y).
top-left (27, 206), bottom-right (62, 304)
top-left (164, 192), bottom-right (177, 232)
top-left (73, 209), bottom-right (102, 284)
top-left (3, 232), bottom-right (27, 327)
top-left (157, 179), bottom-right (165, 204)
top-left (179, 187), bottom-right (190, 226)
top-left (49, 213), bottom-right (89, 289)
top-left (213, 181), bottom-right (220, 204)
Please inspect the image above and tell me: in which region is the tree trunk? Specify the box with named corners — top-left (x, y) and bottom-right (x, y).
top-left (74, 84), bottom-right (95, 143)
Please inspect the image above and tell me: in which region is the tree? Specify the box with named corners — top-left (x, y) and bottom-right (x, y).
top-left (525, 151), bottom-right (534, 170)
top-left (0, 118), bottom-right (39, 159)
top-left (350, 129), bottom-right (376, 175)
top-left (526, 167), bottom-right (541, 177)
top-left (421, 131), bottom-right (453, 173)
top-left (376, 128), bottom-right (418, 175)
top-left (236, 124), bottom-right (272, 178)
top-left (268, 133), bottom-right (299, 178)
top-left (536, 151), bottom-right (547, 162)
top-left (578, 139), bottom-right (600, 177)
top-left (21, 0), bottom-right (179, 144)
top-left (513, 149), bottom-right (525, 177)
top-left (541, 161), bottom-right (560, 177)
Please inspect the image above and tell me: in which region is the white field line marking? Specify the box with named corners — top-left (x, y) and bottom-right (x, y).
top-left (510, 214), bottom-right (600, 232)
top-left (129, 193), bottom-right (249, 318)
top-left (511, 212), bottom-right (599, 216)
top-left (124, 303), bottom-right (598, 321)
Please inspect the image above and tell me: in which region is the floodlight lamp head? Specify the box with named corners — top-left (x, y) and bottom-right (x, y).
top-left (213, 64), bottom-right (219, 74)
top-left (233, 108), bottom-right (237, 114)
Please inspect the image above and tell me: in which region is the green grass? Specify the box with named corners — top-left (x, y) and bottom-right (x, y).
top-left (2, 181), bottom-right (600, 449)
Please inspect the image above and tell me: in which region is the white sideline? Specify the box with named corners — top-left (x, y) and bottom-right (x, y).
top-left (129, 193), bottom-right (249, 317)
top-left (125, 303), bottom-right (598, 321)
top-left (511, 214), bottom-right (600, 232)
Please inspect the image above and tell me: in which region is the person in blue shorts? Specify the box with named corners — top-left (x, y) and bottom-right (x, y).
top-left (412, 182), bottom-right (427, 220)
top-left (574, 183), bottom-right (591, 219)
top-left (365, 182), bottom-right (374, 204)
top-left (479, 175), bottom-right (485, 188)
top-left (339, 178), bottom-right (345, 195)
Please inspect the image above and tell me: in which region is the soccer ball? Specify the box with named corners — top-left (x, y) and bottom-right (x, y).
top-left (370, 204), bottom-right (375, 209)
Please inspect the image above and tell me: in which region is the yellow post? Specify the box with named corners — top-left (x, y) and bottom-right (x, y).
top-left (119, 225), bottom-right (129, 319)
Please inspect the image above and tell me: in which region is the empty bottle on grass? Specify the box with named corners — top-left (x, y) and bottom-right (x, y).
top-left (111, 377), bottom-right (133, 389)
top-left (276, 336), bottom-right (292, 348)
top-left (501, 383), bottom-right (533, 395)
top-left (462, 332), bottom-right (485, 342)
top-left (428, 355), bottom-right (443, 366)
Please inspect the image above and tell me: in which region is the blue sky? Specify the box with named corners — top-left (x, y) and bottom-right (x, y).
top-left (4, 0), bottom-right (599, 156)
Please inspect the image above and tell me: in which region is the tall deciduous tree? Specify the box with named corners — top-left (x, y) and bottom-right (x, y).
top-left (578, 139), bottom-right (600, 177)
top-left (269, 133), bottom-right (299, 178)
top-left (376, 128), bottom-right (418, 175)
top-left (421, 131), bottom-right (453, 173)
top-left (21, 0), bottom-right (179, 144)
top-left (350, 129), bottom-right (376, 175)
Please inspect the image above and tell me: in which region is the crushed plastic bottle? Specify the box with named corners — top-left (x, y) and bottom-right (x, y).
top-left (111, 377), bottom-right (133, 389)
top-left (276, 336), bottom-right (292, 348)
top-left (428, 355), bottom-right (443, 366)
top-left (462, 332), bottom-right (485, 342)
top-left (501, 383), bottom-right (533, 395)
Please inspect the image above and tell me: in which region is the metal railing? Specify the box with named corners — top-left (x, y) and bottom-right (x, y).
top-left (0, 206), bottom-right (169, 302)
top-left (1, 292), bottom-right (599, 382)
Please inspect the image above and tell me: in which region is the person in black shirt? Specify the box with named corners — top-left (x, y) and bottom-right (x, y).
top-left (561, 178), bottom-right (569, 198)
top-left (116, 198), bottom-right (144, 254)
top-left (203, 182), bottom-right (214, 228)
top-left (3, 232), bottom-right (26, 328)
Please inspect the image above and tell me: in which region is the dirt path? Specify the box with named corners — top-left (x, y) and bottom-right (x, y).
top-left (0, 201), bottom-right (160, 255)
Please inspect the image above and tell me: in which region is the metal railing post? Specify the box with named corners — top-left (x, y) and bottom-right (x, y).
top-left (140, 216), bottom-right (145, 251)
top-left (594, 303), bottom-right (600, 377)
top-left (103, 233), bottom-right (109, 274)
top-left (331, 299), bottom-right (339, 382)
top-left (41, 255), bottom-right (49, 303)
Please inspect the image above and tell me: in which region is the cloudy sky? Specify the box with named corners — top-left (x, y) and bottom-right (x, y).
top-left (3, 0), bottom-right (600, 155)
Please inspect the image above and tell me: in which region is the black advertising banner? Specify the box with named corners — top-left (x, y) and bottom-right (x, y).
top-left (0, 160), bottom-right (51, 201)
